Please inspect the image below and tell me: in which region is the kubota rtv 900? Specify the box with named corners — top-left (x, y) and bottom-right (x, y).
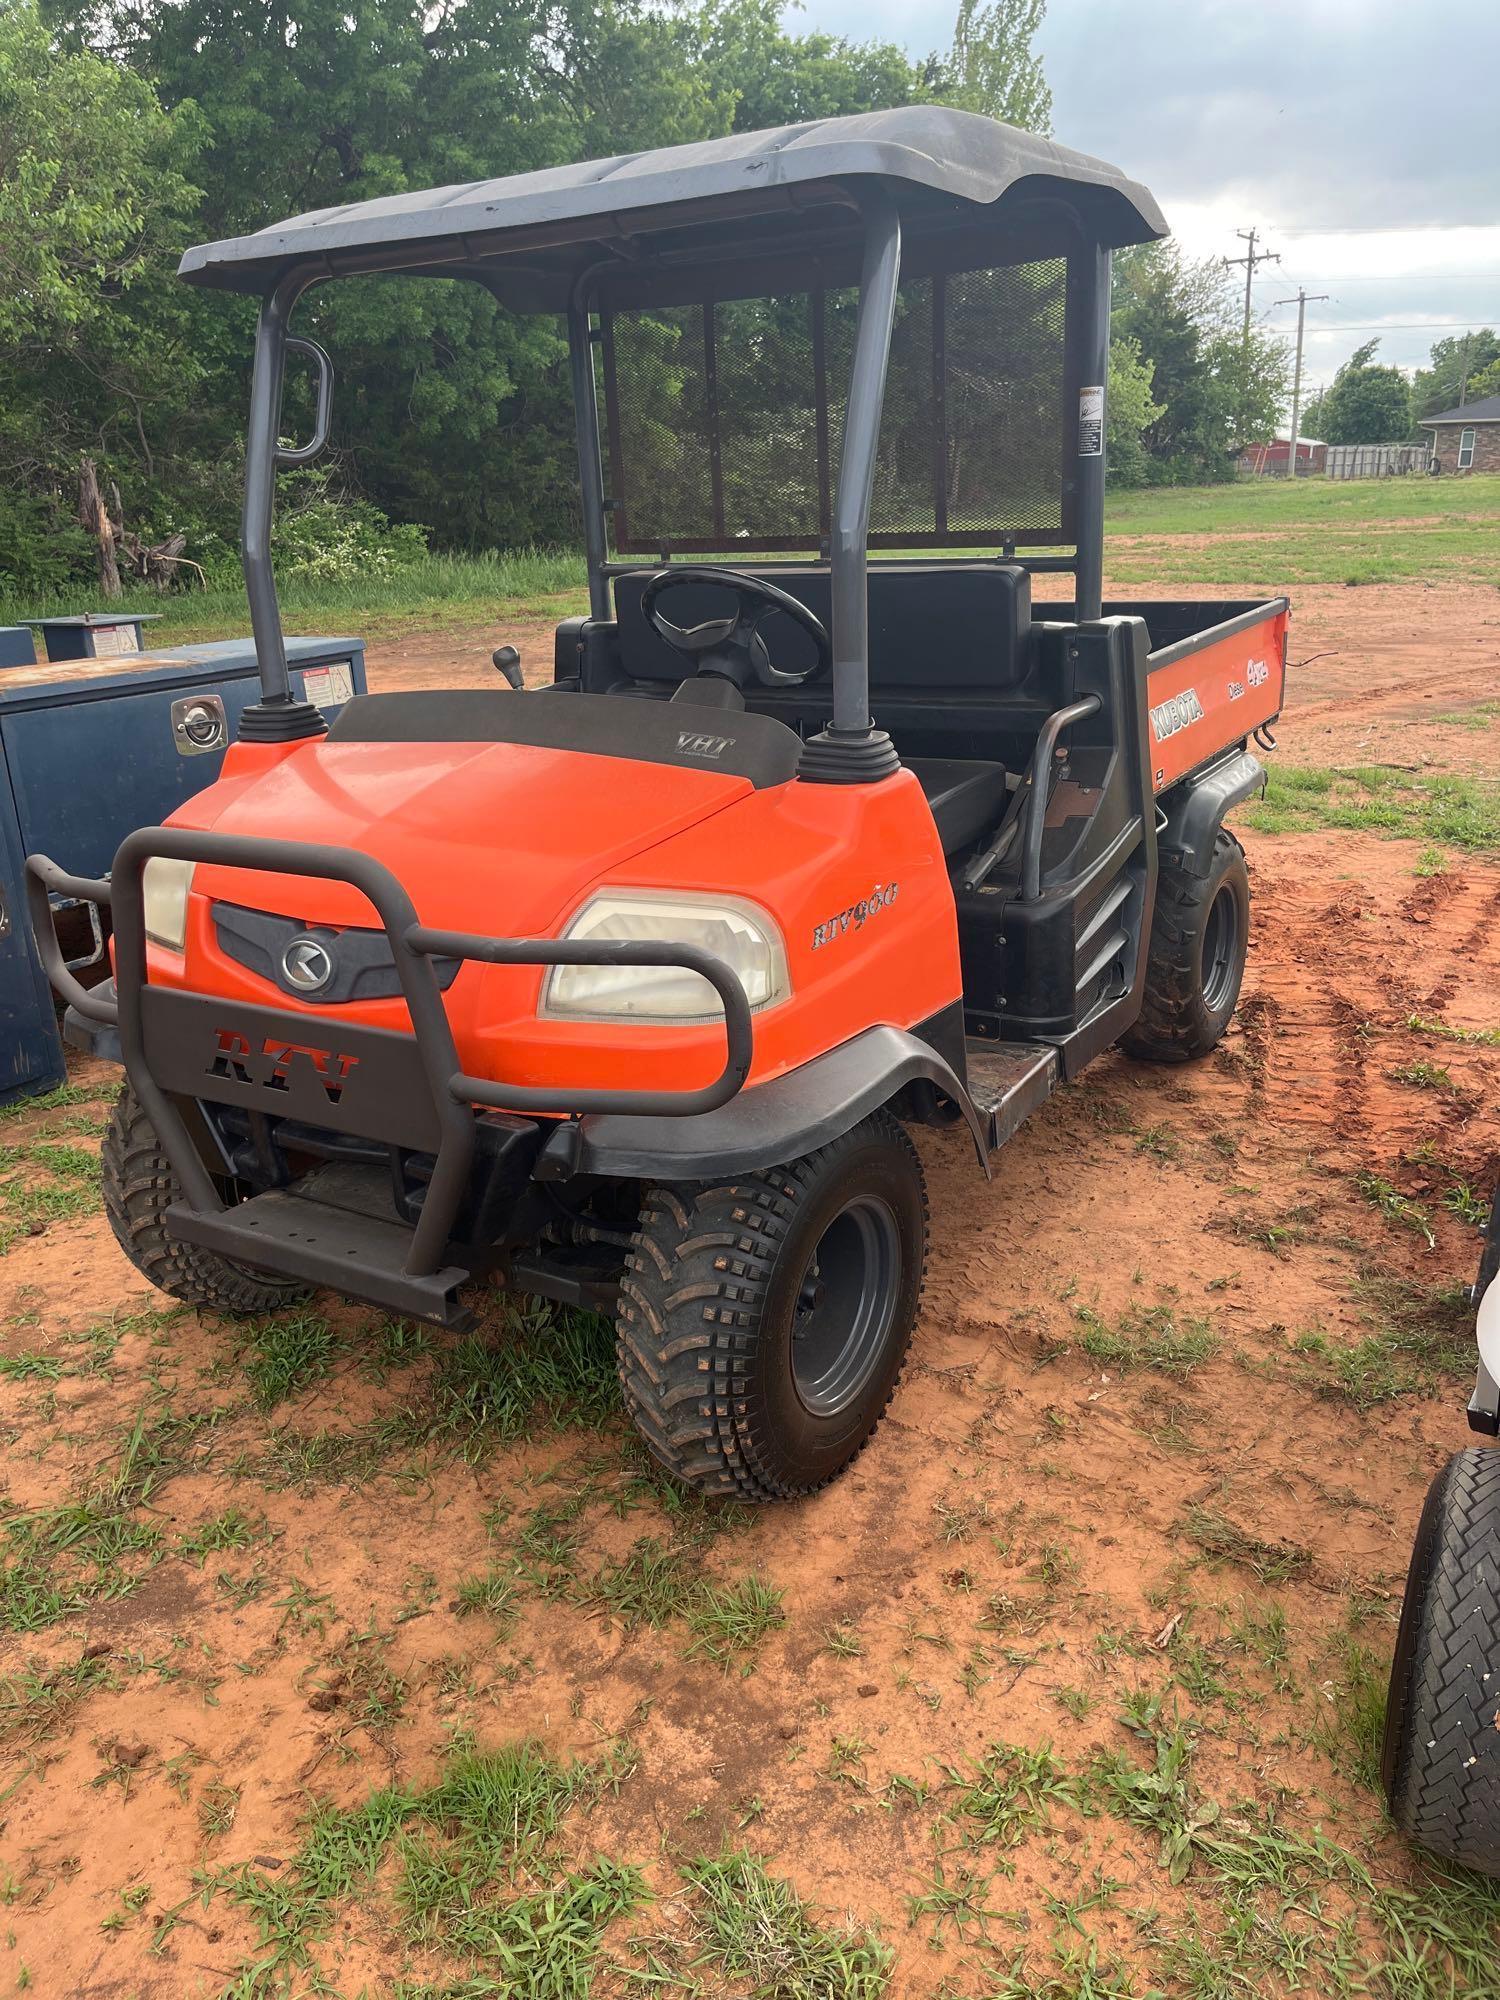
top-left (30, 109), bottom-right (1287, 1502)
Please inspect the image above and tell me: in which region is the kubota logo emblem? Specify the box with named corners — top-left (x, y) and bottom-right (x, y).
top-left (209, 1029), bottom-right (360, 1105)
top-left (280, 934), bottom-right (334, 992)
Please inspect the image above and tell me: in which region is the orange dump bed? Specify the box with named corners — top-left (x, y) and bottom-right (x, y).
top-left (1142, 598), bottom-right (1289, 792)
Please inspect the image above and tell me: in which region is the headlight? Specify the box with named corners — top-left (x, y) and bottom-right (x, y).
top-left (142, 856), bottom-right (195, 951)
top-left (540, 890), bottom-right (788, 1023)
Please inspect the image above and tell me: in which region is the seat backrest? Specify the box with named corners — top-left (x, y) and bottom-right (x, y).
top-left (611, 563), bottom-right (1032, 693)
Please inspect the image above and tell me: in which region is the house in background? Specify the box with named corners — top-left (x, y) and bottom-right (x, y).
top-left (1420, 392), bottom-right (1500, 474)
top-left (1236, 436), bottom-right (1327, 476)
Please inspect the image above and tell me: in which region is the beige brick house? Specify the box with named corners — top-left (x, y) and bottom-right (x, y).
top-left (1421, 391), bottom-right (1500, 474)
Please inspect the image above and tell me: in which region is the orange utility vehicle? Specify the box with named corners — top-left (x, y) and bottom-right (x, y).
top-left (29, 110), bottom-right (1287, 1502)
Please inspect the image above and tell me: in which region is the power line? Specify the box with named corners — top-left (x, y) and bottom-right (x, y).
top-left (1268, 319), bottom-right (1493, 332)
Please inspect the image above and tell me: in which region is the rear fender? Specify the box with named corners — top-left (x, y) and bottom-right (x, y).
top-left (1159, 748), bottom-right (1265, 877)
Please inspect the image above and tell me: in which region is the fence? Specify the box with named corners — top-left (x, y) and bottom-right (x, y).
top-left (1324, 443), bottom-right (1431, 480)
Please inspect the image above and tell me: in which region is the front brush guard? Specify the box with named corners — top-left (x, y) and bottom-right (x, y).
top-left (26, 828), bottom-right (752, 1284)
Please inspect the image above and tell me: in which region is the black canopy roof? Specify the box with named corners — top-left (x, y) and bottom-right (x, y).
top-left (177, 107), bottom-right (1167, 305)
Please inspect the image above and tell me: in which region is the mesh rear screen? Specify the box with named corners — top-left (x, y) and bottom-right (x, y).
top-left (601, 255), bottom-right (1070, 551)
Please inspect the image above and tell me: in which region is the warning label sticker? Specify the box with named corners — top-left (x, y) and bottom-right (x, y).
top-left (300, 661), bottom-right (355, 710)
top-left (1078, 384), bottom-right (1104, 457)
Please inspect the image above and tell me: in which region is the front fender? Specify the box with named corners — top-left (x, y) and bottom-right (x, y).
top-left (549, 1024), bottom-right (989, 1180)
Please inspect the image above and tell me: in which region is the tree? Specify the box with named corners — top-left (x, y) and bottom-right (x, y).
top-left (0, 0), bottom-right (200, 345)
top-left (1314, 340), bottom-right (1412, 445)
top-left (1110, 241), bottom-right (1288, 481)
top-left (1410, 329), bottom-right (1500, 418)
top-left (1105, 335), bottom-right (1163, 487)
top-left (927, 0), bottom-right (1052, 131)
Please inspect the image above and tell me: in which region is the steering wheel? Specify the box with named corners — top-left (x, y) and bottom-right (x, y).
top-left (640, 566), bottom-right (831, 693)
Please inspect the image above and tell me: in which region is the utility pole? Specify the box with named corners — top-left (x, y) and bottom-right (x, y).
top-left (1457, 330), bottom-right (1473, 408)
top-left (1224, 227), bottom-right (1280, 342)
top-left (1274, 289), bottom-right (1329, 475)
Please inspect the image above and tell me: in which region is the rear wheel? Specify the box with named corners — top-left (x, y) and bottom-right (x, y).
top-left (615, 1110), bottom-right (927, 1502)
top-left (1122, 827), bottom-right (1249, 1063)
top-left (1382, 1448), bottom-right (1500, 1876)
top-left (102, 1082), bottom-right (309, 1315)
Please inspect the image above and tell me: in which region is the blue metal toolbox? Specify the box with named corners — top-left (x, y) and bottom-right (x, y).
top-left (0, 634), bottom-right (366, 1103)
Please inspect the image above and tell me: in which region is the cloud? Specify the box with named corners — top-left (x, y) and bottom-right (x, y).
top-left (786, 0), bottom-right (1500, 375)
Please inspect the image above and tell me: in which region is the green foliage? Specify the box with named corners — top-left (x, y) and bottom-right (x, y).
top-left (2, 0), bottom-right (1052, 579)
top-left (1104, 333), bottom-right (1164, 487)
top-left (1411, 328), bottom-right (1500, 418)
top-left (929, 0), bottom-right (1053, 130)
top-left (1309, 339), bottom-right (1413, 445)
top-left (1112, 240), bottom-right (1291, 482)
top-left (0, 0), bottom-right (202, 344)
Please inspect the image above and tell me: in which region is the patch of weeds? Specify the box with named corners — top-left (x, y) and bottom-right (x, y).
top-left (0, 1082), bottom-right (100, 1123)
top-left (684, 1574), bottom-right (785, 1669)
top-left (1356, 1171), bottom-right (1435, 1249)
top-left (453, 1569), bottom-right (520, 1630)
top-left (1181, 1505), bottom-right (1310, 1585)
top-left (257, 1423), bottom-right (392, 1490)
top-left (1075, 1303), bottom-right (1218, 1378)
top-left (585, 1537), bottom-right (699, 1631)
top-left (0, 1135), bottom-right (101, 1250)
top-left (178, 1509), bottom-right (263, 1565)
top-left (0, 1648), bottom-right (117, 1748)
top-left (241, 1311), bottom-right (339, 1409)
top-left (1408, 1012), bottom-right (1500, 1049)
top-left (207, 1732), bottom-right (635, 1992)
top-left (1307, 1634), bottom-right (1386, 1794)
top-left (1388, 1058), bottom-right (1459, 1091)
top-left (510, 1498), bottom-right (588, 1600)
top-left (197, 1781), bottom-right (239, 1839)
top-left (1445, 1180), bottom-right (1490, 1227)
top-left (934, 1493), bottom-right (992, 1543)
top-left (1299, 1266), bottom-right (1473, 1410)
top-left (1134, 1124), bottom-right (1180, 1165)
top-left (946, 1740), bottom-right (1081, 1848)
top-left (680, 1847), bottom-right (892, 1997)
top-left (0, 1348), bottom-right (64, 1382)
top-left (825, 1622), bottom-right (863, 1658)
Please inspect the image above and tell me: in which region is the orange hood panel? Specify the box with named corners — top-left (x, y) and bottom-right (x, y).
top-left (179, 737), bottom-right (750, 935)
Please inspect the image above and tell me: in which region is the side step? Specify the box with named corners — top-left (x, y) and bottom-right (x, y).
top-left (167, 1190), bottom-right (475, 1329)
top-left (964, 1038), bottom-right (1059, 1154)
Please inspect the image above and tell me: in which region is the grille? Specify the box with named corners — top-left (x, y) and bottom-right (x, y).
top-left (601, 255), bottom-right (1070, 553)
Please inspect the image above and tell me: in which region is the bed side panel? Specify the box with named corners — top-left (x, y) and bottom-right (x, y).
top-left (1144, 600), bottom-right (1288, 792)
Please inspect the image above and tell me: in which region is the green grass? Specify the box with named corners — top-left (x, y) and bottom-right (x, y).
top-left (1074, 1303), bottom-right (1218, 1378)
top-left (8, 476), bottom-right (1492, 660)
top-left (0, 546), bottom-right (589, 649)
top-left (1293, 1267), bottom-right (1473, 1411)
top-left (208, 1732), bottom-right (639, 1991)
top-left (677, 1848), bottom-right (892, 1998)
top-left (1242, 764), bottom-right (1500, 854)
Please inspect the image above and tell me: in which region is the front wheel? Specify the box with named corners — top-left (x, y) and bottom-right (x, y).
top-left (1382, 1448), bottom-right (1500, 1875)
top-left (615, 1110), bottom-right (928, 1503)
top-left (102, 1083), bottom-right (310, 1316)
top-left (1121, 827), bottom-right (1250, 1063)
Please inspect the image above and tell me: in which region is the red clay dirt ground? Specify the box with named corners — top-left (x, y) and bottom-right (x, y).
top-left (1, 581), bottom-right (1498, 1997)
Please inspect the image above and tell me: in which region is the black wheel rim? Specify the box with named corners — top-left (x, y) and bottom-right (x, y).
top-left (790, 1196), bottom-right (902, 1417)
top-left (1201, 882), bottom-right (1240, 1015)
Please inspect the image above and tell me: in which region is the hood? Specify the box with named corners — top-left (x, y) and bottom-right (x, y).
top-left (181, 735), bottom-right (752, 935)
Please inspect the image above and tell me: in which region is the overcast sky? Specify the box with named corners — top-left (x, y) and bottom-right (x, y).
top-left (790, 0), bottom-right (1500, 396)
